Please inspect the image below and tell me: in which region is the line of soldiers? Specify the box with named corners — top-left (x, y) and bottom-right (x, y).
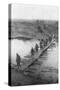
top-left (16, 35), bottom-right (53, 70)
top-left (31, 43), bottom-right (39, 56)
top-left (31, 36), bottom-right (52, 56)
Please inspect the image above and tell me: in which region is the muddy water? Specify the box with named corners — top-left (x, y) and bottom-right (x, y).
top-left (10, 39), bottom-right (58, 84)
top-left (10, 39), bottom-right (39, 64)
top-left (40, 43), bottom-right (58, 69)
top-left (10, 39), bottom-right (58, 69)
top-left (32, 42), bottom-right (58, 83)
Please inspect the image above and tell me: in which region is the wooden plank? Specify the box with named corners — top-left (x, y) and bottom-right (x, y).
top-left (21, 39), bottom-right (55, 71)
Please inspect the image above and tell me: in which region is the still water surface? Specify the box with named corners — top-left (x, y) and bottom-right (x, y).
top-left (10, 39), bottom-right (58, 69)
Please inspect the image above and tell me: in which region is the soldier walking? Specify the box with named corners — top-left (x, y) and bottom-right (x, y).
top-left (16, 53), bottom-right (21, 70)
top-left (35, 43), bottom-right (39, 52)
top-left (31, 47), bottom-right (35, 56)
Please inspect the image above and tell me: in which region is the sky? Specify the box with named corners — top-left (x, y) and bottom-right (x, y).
top-left (11, 4), bottom-right (58, 20)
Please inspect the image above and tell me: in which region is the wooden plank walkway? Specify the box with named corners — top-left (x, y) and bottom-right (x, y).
top-left (20, 39), bottom-right (55, 71)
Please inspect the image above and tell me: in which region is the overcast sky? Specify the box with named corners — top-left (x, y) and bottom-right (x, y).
top-left (11, 4), bottom-right (58, 20)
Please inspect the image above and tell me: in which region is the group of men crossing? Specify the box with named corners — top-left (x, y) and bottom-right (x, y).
top-left (31, 36), bottom-right (52, 56)
top-left (16, 35), bottom-right (53, 70)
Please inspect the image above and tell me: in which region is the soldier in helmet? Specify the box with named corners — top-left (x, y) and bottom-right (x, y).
top-left (35, 43), bottom-right (39, 52)
top-left (16, 53), bottom-right (21, 70)
top-left (40, 39), bottom-right (44, 49)
top-left (31, 47), bottom-right (35, 56)
top-left (45, 39), bottom-right (48, 46)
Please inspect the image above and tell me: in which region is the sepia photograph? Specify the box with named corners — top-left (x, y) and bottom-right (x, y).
top-left (8, 4), bottom-right (58, 86)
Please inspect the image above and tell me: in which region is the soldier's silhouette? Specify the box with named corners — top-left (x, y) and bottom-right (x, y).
top-left (16, 53), bottom-right (21, 70)
top-left (35, 43), bottom-right (39, 52)
top-left (31, 47), bottom-right (35, 56)
top-left (45, 39), bottom-right (48, 46)
top-left (40, 39), bottom-right (44, 49)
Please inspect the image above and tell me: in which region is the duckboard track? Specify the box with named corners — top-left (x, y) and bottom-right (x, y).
top-left (19, 39), bottom-right (55, 71)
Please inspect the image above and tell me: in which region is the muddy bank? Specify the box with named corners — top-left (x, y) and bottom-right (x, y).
top-left (11, 63), bottom-right (58, 86)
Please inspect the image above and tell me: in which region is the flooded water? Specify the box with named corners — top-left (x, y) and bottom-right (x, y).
top-left (38, 44), bottom-right (58, 83)
top-left (10, 39), bottom-right (39, 64)
top-left (10, 39), bottom-right (58, 84)
top-left (10, 39), bottom-right (58, 70)
top-left (40, 44), bottom-right (58, 69)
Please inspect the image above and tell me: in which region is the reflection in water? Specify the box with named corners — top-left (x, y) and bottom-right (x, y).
top-left (10, 39), bottom-right (58, 83)
top-left (41, 45), bottom-right (58, 69)
top-left (11, 39), bottom-right (39, 64)
top-left (37, 44), bottom-right (58, 83)
top-left (10, 39), bottom-right (58, 70)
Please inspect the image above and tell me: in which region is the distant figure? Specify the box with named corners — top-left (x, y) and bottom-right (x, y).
top-left (16, 53), bottom-right (21, 70)
top-left (45, 39), bottom-right (48, 46)
top-left (35, 43), bottom-right (39, 52)
top-left (31, 47), bottom-right (35, 56)
top-left (40, 39), bottom-right (44, 49)
top-left (40, 42), bottom-right (43, 49)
